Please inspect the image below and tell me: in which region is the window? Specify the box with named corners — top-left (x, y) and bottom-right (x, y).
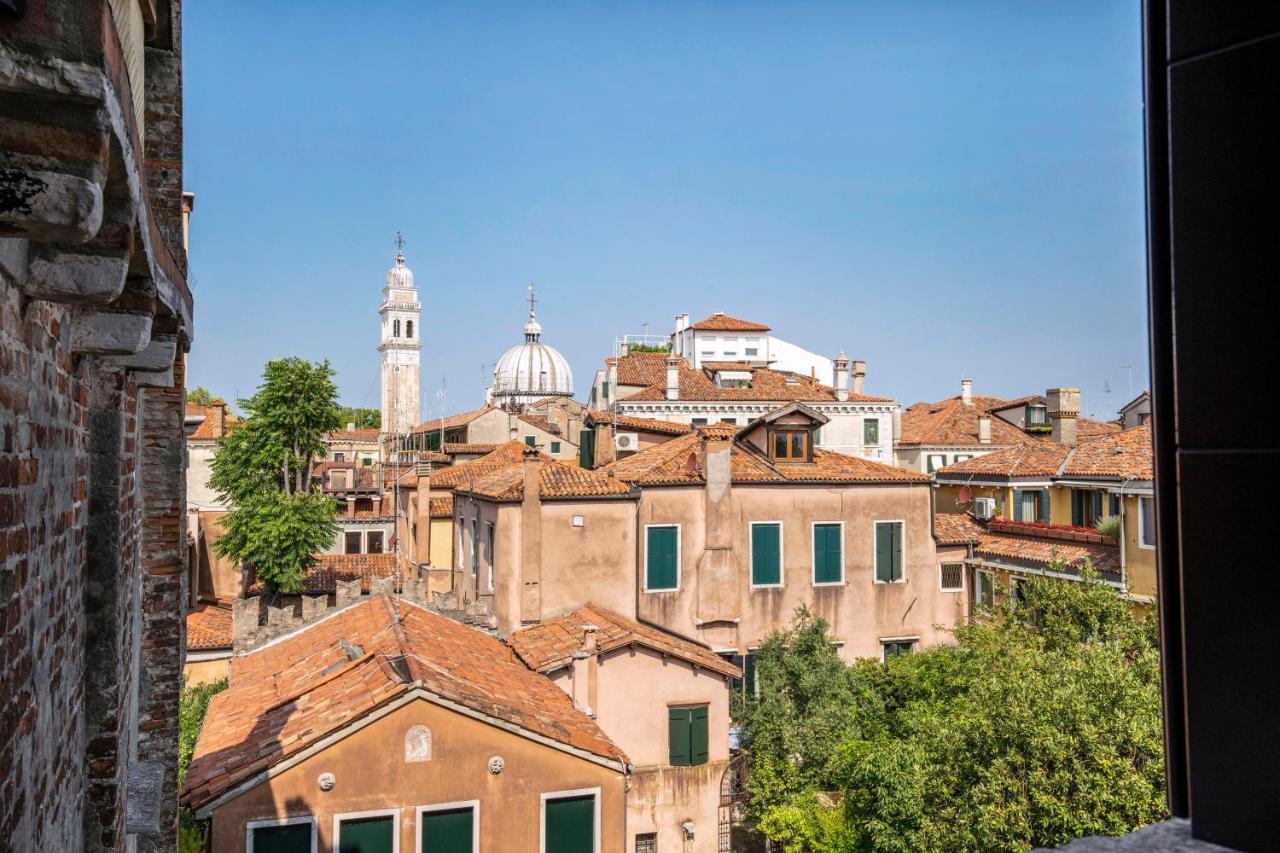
top-left (417, 803), bottom-right (477, 853)
top-left (486, 522), bottom-right (495, 591)
top-left (975, 570), bottom-right (995, 609)
top-left (940, 562), bottom-right (964, 592)
top-left (470, 519), bottom-right (478, 577)
top-left (719, 651), bottom-right (757, 697)
top-left (1109, 493), bottom-right (1121, 517)
top-left (750, 522), bottom-right (782, 587)
top-left (1014, 489), bottom-right (1049, 524)
top-left (745, 347), bottom-right (758, 357)
top-left (543, 791), bottom-right (597, 853)
top-left (719, 417), bottom-right (738, 425)
top-left (525, 435), bottom-right (536, 447)
top-left (550, 441), bottom-right (561, 453)
top-left (334, 811), bottom-right (397, 853)
top-left (247, 817), bottom-right (315, 853)
top-left (393, 319), bottom-right (401, 338)
top-left (771, 429), bottom-right (809, 462)
top-left (333, 452), bottom-right (345, 462)
top-left (882, 640), bottom-right (914, 661)
top-left (813, 522), bottom-right (843, 584)
top-left (634, 833), bottom-right (657, 853)
top-left (1139, 496), bottom-right (1156, 548)
top-left (645, 525), bottom-right (679, 591)
top-left (668, 705), bottom-right (709, 766)
top-left (363, 457), bottom-right (373, 466)
top-left (926, 453), bottom-right (947, 473)
top-left (1026, 403), bottom-right (1049, 426)
top-left (874, 521), bottom-right (904, 582)
top-left (953, 454), bottom-right (973, 463)
top-left (1071, 489), bottom-right (1103, 527)
top-left (863, 418), bottom-right (880, 445)
top-left (406, 320), bottom-right (414, 338)
top-left (344, 532), bottom-right (363, 554)
top-left (691, 417), bottom-right (708, 426)
top-left (367, 531), bottom-right (384, 554)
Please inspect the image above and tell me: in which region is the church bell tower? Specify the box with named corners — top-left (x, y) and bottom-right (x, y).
top-left (379, 233), bottom-right (422, 436)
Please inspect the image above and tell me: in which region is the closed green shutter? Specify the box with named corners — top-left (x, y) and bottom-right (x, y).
top-left (751, 523), bottom-right (781, 585)
top-left (668, 707), bottom-right (692, 765)
top-left (691, 705), bottom-right (709, 764)
top-left (252, 823), bottom-right (312, 853)
top-left (744, 652), bottom-right (757, 697)
top-left (579, 429), bottom-right (596, 469)
top-left (1039, 490), bottom-right (1051, 524)
top-left (1071, 490), bottom-right (1084, 527)
top-left (525, 435), bottom-right (536, 447)
top-left (813, 523), bottom-right (842, 583)
top-left (551, 441), bottom-right (561, 453)
top-left (544, 795), bottom-right (594, 853)
top-left (1013, 488), bottom-right (1026, 521)
top-left (646, 526), bottom-right (678, 590)
top-left (876, 522), bottom-right (903, 581)
top-left (337, 815), bottom-right (394, 853)
top-left (421, 807), bottom-right (474, 852)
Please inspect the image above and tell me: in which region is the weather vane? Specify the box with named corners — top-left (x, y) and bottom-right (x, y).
top-left (527, 283), bottom-right (538, 317)
top-left (394, 231), bottom-right (406, 257)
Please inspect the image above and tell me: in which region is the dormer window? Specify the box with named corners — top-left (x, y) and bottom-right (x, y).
top-left (772, 428), bottom-right (810, 462)
top-left (1025, 403), bottom-right (1050, 432)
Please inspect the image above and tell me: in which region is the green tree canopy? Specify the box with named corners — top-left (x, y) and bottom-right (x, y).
top-left (337, 406), bottom-right (380, 430)
top-left (743, 566), bottom-right (1166, 852)
top-left (210, 358), bottom-right (343, 592)
top-left (187, 386), bottom-right (217, 408)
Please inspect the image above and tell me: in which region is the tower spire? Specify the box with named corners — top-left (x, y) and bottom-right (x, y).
top-left (394, 231), bottom-right (406, 263)
top-left (527, 282), bottom-right (538, 319)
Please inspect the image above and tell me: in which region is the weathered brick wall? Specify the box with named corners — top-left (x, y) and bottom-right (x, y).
top-left (0, 286), bottom-right (90, 851)
top-left (144, 0), bottom-right (186, 272)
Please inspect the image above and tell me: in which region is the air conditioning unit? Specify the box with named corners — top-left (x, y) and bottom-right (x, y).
top-left (614, 432), bottom-right (639, 451)
top-left (973, 497), bottom-right (996, 520)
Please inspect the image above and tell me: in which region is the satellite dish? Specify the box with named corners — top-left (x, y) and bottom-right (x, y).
top-left (958, 485), bottom-right (973, 503)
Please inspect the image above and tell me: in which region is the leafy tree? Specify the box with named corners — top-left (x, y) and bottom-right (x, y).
top-left (187, 386), bottom-right (216, 408)
top-left (179, 677), bottom-right (227, 853)
top-left (337, 406), bottom-right (380, 430)
top-left (210, 358), bottom-right (343, 592)
top-left (744, 565), bottom-right (1166, 852)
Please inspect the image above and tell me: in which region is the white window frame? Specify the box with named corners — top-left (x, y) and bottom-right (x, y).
top-left (926, 453), bottom-right (948, 473)
top-left (873, 519), bottom-right (907, 584)
top-left (1137, 496), bottom-right (1157, 550)
top-left (939, 561), bottom-right (964, 592)
top-left (540, 787), bottom-right (601, 853)
top-left (879, 636), bottom-right (919, 662)
top-left (333, 809), bottom-right (401, 853)
top-left (749, 521), bottom-right (785, 589)
top-left (643, 523), bottom-right (681, 593)
top-left (415, 800), bottom-right (480, 853)
top-left (246, 816), bottom-right (317, 853)
top-left (810, 520), bottom-right (845, 587)
top-left (975, 568), bottom-right (995, 609)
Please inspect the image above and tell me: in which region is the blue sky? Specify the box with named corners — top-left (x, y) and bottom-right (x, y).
top-left (184, 1), bottom-right (1147, 421)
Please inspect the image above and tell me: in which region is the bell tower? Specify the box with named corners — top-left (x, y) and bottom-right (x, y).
top-left (379, 232), bottom-right (422, 436)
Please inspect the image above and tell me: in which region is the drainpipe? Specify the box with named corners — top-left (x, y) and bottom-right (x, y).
top-left (1116, 479), bottom-right (1133, 593)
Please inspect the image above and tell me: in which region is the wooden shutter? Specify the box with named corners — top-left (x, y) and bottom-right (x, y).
top-left (337, 815), bottom-right (394, 853)
top-left (751, 524), bottom-right (781, 585)
top-left (691, 705), bottom-right (709, 765)
top-left (1038, 491), bottom-right (1051, 524)
top-left (1072, 490), bottom-right (1083, 527)
top-left (745, 653), bottom-right (757, 697)
top-left (891, 522), bottom-right (903, 580)
top-left (875, 523), bottom-right (893, 581)
top-left (420, 807), bottom-right (474, 853)
top-left (1013, 488), bottom-right (1026, 522)
top-left (252, 823), bottom-right (312, 853)
top-left (668, 707), bottom-right (691, 765)
top-left (647, 526), bottom-right (677, 590)
top-left (544, 796), bottom-right (594, 853)
top-left (814, 524), bottom-right (841, 583)
top-left (578, 428), bottom-right (595, 468)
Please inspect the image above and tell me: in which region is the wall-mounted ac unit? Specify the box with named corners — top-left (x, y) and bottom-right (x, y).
top-left (973, 497), bottom-right (996, 520)
top-left (614, 432), bottom-right (639, 451)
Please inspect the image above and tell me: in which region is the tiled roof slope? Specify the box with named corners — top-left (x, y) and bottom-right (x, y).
top-left (426, 441), bottom-right (531, 491)
top-left (975, 532), bottom-right (1119, 577)
top-left (325, 428), bottom-right (380, 442)
top-left (610, 352), bottom-right (892, 404)
top-left (585, 411), bottom-right (692, 436)
top-left (187, 409), bottom-right (241, 440)
top-left (443, 442), bottom-right (499, 455)
top-left (933, 512), bottom-right (987, 545)
top-left (899, 396), bottom-right (1036, 447)
top-left (934, 442), bottom-right (1072, 479)
top-left (246, 553), bottom-right (399, 596)
top-left (428, 494), bottom-right (454, 518)
top-left (604, 429), bottom-right (929, 486)
top-left (186, 604), bottom-right (232, 650)
top-left (1060, 425), bottom-right (1153, 481)
top-left (410, 405), bottom-right (495, 434)
top-left (688, 312), bottom-right (771, 332)
top-left (508, 606), bottom-right (740, 678)
top-left (518, 413), bottom-right (561, 436)
top-left (461, 458), bottom-right (632, 502)
top-left (181, 596), bottom-right (625, 810)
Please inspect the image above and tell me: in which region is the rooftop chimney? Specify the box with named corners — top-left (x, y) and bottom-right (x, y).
top-left (571, 624), bottom-right (599, 715)
top-left (619, 341), bottom-right (629, 357)
top-left (675, 313), bottom-right (689, 333)
top-left (978, 415), bottom-right (992, 444)
top-left (665, 355), bottom-right (680, 401)
top-left (211, 399), bottom-right (227, 437)
top-left (347, 421), bottom-right (356, 431)
top-left (1047, 387), bottom-right (1080, 447)
top-left (852, 360), bottom-right (867, 396)
top-left (832, 353), bottom-right (851, 402)
top-left (961, 378), bottom-right (973, 406)
top-left (892, 407), bottom-right (902, 441)
top-left (606, 359), bottom-right (618, 406)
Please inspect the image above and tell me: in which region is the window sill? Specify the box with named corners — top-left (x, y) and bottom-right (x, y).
top-left (874, 579), bottom-right (907, 585)
top-left (812, 580), bottom-right (845, 588)
top-left (644, 587), bottom-right (679, 594)
top-left (750, 583), bottom-right (784, 591)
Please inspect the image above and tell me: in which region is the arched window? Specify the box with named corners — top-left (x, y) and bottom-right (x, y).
top-left (393, 319), bottom-right (401, 338)
top-left (406, 320), bottom-right (414, 339)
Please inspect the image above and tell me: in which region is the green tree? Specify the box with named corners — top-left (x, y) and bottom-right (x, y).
top-left (746, 566), bottom-right (1167, 852)
top-left (210, 358), bottom-right (343, 592)
top-left (337, 406), bottom-right (380, 429)
top-left (187, 386), bottom-right (216, 407)
top-left (179, 677), bottom-right (227, 852)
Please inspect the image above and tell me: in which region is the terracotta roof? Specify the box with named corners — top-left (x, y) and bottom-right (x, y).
top-left (898, 396), bottom-right (1038, 447)
top-left (585, 411), bottom-right (692, 436)
top-left (181, 596), bottom-right (625, 811)
top-left (428, 494), bottom-right (454, 518)
top-left (604, 428), bottom-right (929, 486)
top-left (325, 428), bottom-right (380, 443)
top-left (187, 408), bottom-right (240, 440)
top-left (416, 450), bottom-right (451, 465)
top-left (246, 553), bottom-right (399, 596)
top-left (410, 405), bottom-right (495, 435)
top-left (611, 352), bottom-right (892, 404)
top-left (1077, 418), bottom-right (1123, 438)
top-left (518, 413), bottom-right (562, 436)
top-left (461, 458), bottom-right (632, 502)
top-left (701, 360), bottom-right (755, 371)
top-left (687, 312), bottom-right (771, 332)
top-left (508, 606), bottom-right (740, 678)
top-left (443, 443), bottom-right (500, 455)
top-left (933, 512), bottom-right (987, 545)
top-left (186, 604), bottom-right (232, 651)
top-left (975, 530), bottom-right (1119, 577)
top-left (934, 441), bottom-right (1072, 480)
top-left (1060, 425), bottom-right (1153, 480)
top-left (427, 441), bottom-right (531, 491)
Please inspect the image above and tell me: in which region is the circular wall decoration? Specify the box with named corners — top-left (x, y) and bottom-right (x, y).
top-left (317, 772), bottom-right (336, 792)
top-left (487, 755), bottom-right (506, 775)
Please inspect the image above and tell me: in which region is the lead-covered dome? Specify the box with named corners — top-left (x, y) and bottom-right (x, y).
top-left (491, 286), bottom-right (573, 410)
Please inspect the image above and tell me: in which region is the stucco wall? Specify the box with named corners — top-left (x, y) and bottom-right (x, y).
top-left (183, 656), bottom-right (230, 686)
top-left (208, 696), bottom-right (626, 852)
top-left (186, 439), bottom-right (221, 509)
top-left (1122, 494), bottom-right (1158, 599)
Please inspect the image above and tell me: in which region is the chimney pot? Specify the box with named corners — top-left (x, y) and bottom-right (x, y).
top-left (852, 360), bottom-right (867, 396)
top-left (832, 353), bottom-right (850, 402)
top-left (665, 355), bottom-right (680, 401)
top-left (978, 415), bottom-right (992, 444)
top-left (961, 378), bottom-right (973, 405)
top-left (1047, 387), bottom-right (1080, 447)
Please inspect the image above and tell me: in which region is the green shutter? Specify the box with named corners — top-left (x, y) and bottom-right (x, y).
top-left (744, 653), bottom-right (757, 697)
top-left (1013, 488), bottom-right (1026, 522)
top-left (338, 815), bottom-right (394, 853)
top-left (253, 823), bottom-right (312, 853)
top-left (1071, 490), bottom-right (1083, 527)
top-left (875, 523), bottom-right (893, 581)
top-left (864, 419), bottom-right (879, 444)
top-left (814, 524), bottom-right (842, 584)
top-left (579, 429), bottom-right (595, 469)
top-left (421, 807), bottom-right (474, 852)
top-left (525, 435), bottom-right (536, 447)
top-left (691, 705), bottom-right (709, 765)
top-left (751, 523), bottom-right (781, 586)
top-left (647, 526), bottom-right (678, 590)
top-left (1038, 491), bottom-right (1051, 524)
top-left (551, 441), bottom-right (561, 453)
top-left (892, 522), bottom-right (903, 580)
top-left (544, 795), bottom-right (594, 853)
top-left (668, 707), bottom-right (692, 765)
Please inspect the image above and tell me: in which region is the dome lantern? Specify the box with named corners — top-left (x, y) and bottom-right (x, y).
top-left (490, 284), bottom-right (573, 411)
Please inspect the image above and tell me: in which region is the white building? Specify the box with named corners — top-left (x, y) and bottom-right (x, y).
top-left (379, 236), bottom-right (422, 436)
top-left (671, 311), bottom-right (833, 379)
top-left (488, 286), bottom-right (574, 411)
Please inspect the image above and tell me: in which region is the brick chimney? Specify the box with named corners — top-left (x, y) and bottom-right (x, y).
top-left (211, 399), bottom-right (227, 436)
top-left (665, 355), bottom-right (680, 401)
top-left (415, 464), bottom-right (432, 566)
top-left (606, 359), bottom-right (618, 405)
top-left (1047, 387), bottom-right (1080, 447)
top-left (852, 360), bottom-right (866, 396)
top-left (520, 447), bottom-right (543, 622)
top-left (892, 407), bottom-right (902, 442)
top-left (832, 353), bottom-right (850, 402)
top-left (570, 624), bottom-right (598, 716)
top-left (961, 378), bottom-right (973, 406)
top-left (978, 415), bottom-right (992, 444)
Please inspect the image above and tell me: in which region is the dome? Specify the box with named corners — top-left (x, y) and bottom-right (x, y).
top-left (386, 250), bottom-right (415, 290)
top-left (490, 286), bottom-right (573, 409)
